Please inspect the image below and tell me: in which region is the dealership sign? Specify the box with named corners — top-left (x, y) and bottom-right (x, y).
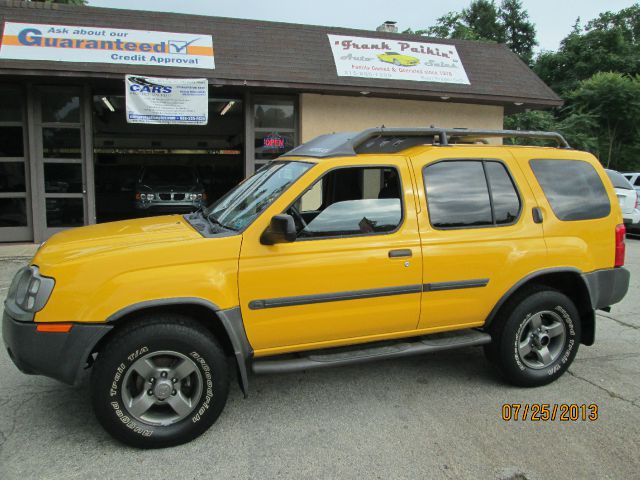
top-left (125, 76), bottom-right (208, 125)
top-left (0, 22), bottom-right (215, 69)
top-left (327, 34), bottom-right (469, 85)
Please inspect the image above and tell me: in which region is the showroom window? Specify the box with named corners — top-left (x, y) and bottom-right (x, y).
top-left (0, 85), bottom-right (29, 236)
top-left (92, 93), bottom-right (244, 223)
top-left (253, 96), bottom-right (297, 171)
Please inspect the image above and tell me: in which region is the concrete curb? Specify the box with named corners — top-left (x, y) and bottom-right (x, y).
top-left (0, 244), bottom-right (39, 260)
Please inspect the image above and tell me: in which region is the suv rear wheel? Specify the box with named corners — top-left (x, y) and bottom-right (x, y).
top-left (90, 315), bottom-right (230, 448)
top-left (485, 287), bottom-right (581, 387)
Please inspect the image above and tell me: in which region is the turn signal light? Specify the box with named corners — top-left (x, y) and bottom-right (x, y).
top-left (36, 323), bottom-right (73, 333)
top-left (615, 224), bottom-right (626, 267)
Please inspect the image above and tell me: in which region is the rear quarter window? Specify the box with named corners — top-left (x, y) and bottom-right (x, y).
top-left (530, 159), bottom-right (610, 221)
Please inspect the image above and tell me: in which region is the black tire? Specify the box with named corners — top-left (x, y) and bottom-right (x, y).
top-left (484, 286), bottom-right (581, 387)
top-left (90, 315), bottom-right (230, 448)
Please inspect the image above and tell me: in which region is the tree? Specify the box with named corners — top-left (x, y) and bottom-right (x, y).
top-left (569, 72), bottom-right (640, 168)
top-left (408, 0), bottom-right (537, 63)
top-left (504, 110), bottom-right (598, 153)
top-left (461, 0), bottom-right (504, 42)
top-left (28, 0), bottom-right (87, 5)
top-left (534, 5), bottom-right (640, 96)
top-left (500, 0), bottom-right (537, 64)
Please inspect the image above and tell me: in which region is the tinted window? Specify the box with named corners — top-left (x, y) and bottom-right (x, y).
top-left (606, 170), bottom-right (633, 190)
top-left (0, 198), bottom-right (27, 227)
top-left (486, 162), bottom-right (521, 224)
top-left (292, 166), bottom-right (402, 238)
top-left (0, 162), bottom-right (26, 192)
top-left (530, 160), bottom-right (610, 221)
top-left (0, 127), bottom-right (24, 157)
top-left (424, 161), bottom-right (492, 228)
top-left (0, 86), bottom-right (22, 122)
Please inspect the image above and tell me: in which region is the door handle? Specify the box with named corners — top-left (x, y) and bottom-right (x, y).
top-left (388, 249), bottom-right (412, 258)
top-left (532, 207), bottom-right (543, 224)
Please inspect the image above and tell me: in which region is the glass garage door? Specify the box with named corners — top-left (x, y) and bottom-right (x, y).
top-left (0, 85), bottom-right (32, 243)
top-left (34, 86), bottom-right (88, 239)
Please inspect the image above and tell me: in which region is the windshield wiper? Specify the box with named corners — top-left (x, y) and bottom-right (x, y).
top-left (207, 213), bottom-right (238, 231)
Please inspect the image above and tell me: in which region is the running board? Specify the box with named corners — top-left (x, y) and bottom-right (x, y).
top-left (252, 329), bottom-right (491, 375)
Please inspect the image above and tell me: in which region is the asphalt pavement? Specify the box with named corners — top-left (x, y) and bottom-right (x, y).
top-left (0, 240), bottom-right (639, 480)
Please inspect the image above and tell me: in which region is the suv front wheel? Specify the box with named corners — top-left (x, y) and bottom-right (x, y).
top-left (485, 287), bottom-right (581, 387)
top-left (90, 315), bottom-right (230, 448)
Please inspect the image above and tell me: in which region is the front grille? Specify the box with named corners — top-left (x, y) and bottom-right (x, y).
top-left (173, 193), bottom-right (185, 201)
top-left (159, 193), bottom-right (172, 200)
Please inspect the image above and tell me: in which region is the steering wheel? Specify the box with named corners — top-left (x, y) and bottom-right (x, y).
top-left (288, 205), bottom-right (308, 231)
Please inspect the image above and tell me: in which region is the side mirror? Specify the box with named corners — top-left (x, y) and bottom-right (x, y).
top-left (260, 214), bottom-right (297, 245)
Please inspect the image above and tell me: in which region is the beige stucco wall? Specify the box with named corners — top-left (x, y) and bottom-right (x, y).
top-left (300, 94), bottom-right (504, 143)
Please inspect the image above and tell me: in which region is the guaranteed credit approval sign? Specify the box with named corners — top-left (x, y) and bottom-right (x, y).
top-left (0, 22), bottom-right (215, 69)
top-left (328, 34), bottom-right (469, 85)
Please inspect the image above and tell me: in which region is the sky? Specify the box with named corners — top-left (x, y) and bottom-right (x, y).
top-left (88, 0), bottom-right (638, 52)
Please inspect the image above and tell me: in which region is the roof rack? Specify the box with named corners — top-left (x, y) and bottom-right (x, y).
top-left (282, 127), bottom-right (571, 158)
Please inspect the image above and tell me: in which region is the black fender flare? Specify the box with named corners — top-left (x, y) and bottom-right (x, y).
top-left (106, 298), bottom-right (252, 397)
top-left (483, 267), bottom-right (596, 345)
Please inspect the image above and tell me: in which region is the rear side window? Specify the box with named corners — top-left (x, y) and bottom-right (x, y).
top-left (530, 159), bottom-right (610, 221)
top-left (423, 160), bottom-right (521, 228)
top-left (486, 162), bottom-right (521, 224)
top-left (606, 170), bottom-right (633, 190)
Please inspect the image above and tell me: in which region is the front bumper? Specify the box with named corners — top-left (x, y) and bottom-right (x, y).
top-left (3, 310), bottom-right (112, 385)
top-left (135, 200), bottom-right (204, 212)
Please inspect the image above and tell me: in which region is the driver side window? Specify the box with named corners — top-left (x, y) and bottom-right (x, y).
top-left (289, 166), bottom-right (403, 239)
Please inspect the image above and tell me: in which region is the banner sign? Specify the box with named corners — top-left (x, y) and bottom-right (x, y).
top-left (327, 34), bottom-right (470, 85)
top-left (0, 22), bottom-right (215, 69)
top-left (125, 76), bottom-right (208, 125)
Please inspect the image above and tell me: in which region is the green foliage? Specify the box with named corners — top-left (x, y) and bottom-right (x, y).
top-left (412, 0), bottom-right (536, 63)
top-left (504, 110), bottom-right (599, 153)
top-left (504, 4), bottom-right (640, 170)
top-left (28, 0), bottom-right (87, 5)
top-left (500, 0), bottom-right (537, 64)
top-left (534, 5), bottom-right (640, 96)
top-left (569, 72), bottom-right (640, 168)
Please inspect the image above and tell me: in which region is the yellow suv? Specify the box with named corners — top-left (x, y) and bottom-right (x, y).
top-left (3, 128), bottom-right (630, 448)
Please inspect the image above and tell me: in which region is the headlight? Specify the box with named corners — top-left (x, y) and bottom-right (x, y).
top-left (147, 193), bottom-right (155, 200)
top-left (7, 266), bottom-right (55, 313)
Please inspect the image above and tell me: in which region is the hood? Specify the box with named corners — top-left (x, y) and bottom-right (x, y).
top-left (137, 183), bottom-right (203, 192)
top-left (33, 215), bottom-right (202, 268)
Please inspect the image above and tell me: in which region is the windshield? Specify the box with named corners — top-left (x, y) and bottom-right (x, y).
top-left (205, 161), bottom-right (313, 231)
top-left (606, 169), bottom-right (633, 190)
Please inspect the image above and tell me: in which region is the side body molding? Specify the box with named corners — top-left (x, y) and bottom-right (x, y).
top-left (106, 298), bottom-right (253, 397)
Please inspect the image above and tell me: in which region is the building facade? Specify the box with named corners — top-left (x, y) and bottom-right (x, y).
top-left (0, 1), bottom-right (561, 243)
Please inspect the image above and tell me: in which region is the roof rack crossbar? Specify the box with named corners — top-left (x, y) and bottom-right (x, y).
top-left (283, 127), bottom-right (571, 158)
